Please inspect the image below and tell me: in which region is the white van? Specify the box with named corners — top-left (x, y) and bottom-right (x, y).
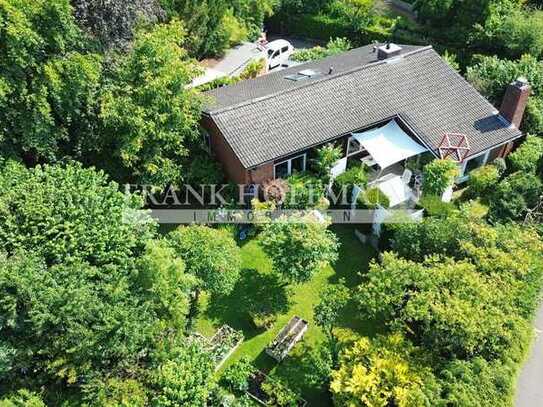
top-left (265, 40), bottom-right (294, 70)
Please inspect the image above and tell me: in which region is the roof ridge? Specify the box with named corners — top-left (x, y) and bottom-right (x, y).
top-left (208, 45), bottom-right (435, 116)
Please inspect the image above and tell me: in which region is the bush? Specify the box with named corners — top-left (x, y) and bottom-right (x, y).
top-left (358, 187), bottom-right (390, 209)
top-left (418, 195), bottom-right (457, 217)
top-left (292, 37), bottom-right (352, 62)
top-left (221, 357), bottom-right (255, 394)
top-left (283, 174), bottom-right (326, 209)
top-left (186, 154), bottom-right (224, 185)
top-left (508, 135), bottom-right (543, 174)
top-left (422, 159), bottom-right (459, 196)
top-left (261, 377), bottom-right (300, 407)
top-left (332, 165), bottom-right (367, 204)
top-left (240, 58), bottom-right (266, 80)
top-left (467, 165), bottom-right (500, 198)
top-left (489, 172), bottom-right (543, 222)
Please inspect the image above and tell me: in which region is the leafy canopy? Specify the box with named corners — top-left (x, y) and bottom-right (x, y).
top-left (259, 213), bottom-right (339, 283)
top-left (100, 19), bottom-right (203, 187)
top-left (167, 225), bottom-right (242, 296)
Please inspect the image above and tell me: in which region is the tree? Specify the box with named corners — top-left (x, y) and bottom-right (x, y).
top-left (330, 333), bottom-right (438, 407)
top-left (357, 253), bottom-right (527, 360)
top-left (422, 159), bottom-right (459, 196)
top-left (312, 143), bottom-right (343, 182)
top-left (72, 0), bottom-right (165, 49)
top-left (314, 281), bottom-right (350, 339)
top-left (314, 280), bottom-right (350, 359)
top-left (0, 160), bottom-right (155, 267)
top-left (466, 54), bottom-right (543, 135)
top-left (0, 0), bottom-right (103, 163)
top-left (508, 135), bottom-right (543, 174)
top-left (259, 213), bottom-right (339, 283)
top-left (100, 19), bottom-right (203, 186)
top-left (159, 0), bottom-right (231, 57)
top-left (149, 337), bottom-right (215, 406)
top-left (137, 239), bottom-right (197, 331)
top-left (489, 172), bottom-right (542, 222)
top-left (0, 252), bottom-right (156, 386)
top-left (167, 225), bottom-right (242, 298)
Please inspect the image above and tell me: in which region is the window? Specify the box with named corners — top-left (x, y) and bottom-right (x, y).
top-left (463, 153), bottom-right (486, 176)
top-left (347, 137), bottom-right (363, 157)
top-left (274, 154), bottom-right (306, 179)
top-left (201, 128), bottom-right (211, 152)
top-left (267, 49), bottom-right (274, 57)
top-left (281, 46), bottom-right (289, 53)
top-left (486, 145), bottom-right (504, 163)
top-left (272, 50), bottom-right (280, 59)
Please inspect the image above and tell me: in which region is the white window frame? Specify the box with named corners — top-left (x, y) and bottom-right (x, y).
top-left (346, 136), bottom-right (364, 158)
top-left (458, 151), bottom-right (490, 182)
top-left (273, 153), bottom-right (307, 179)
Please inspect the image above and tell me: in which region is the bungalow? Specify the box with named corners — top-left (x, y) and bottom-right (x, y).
top-left (201, 43), bottom-right (529, 193)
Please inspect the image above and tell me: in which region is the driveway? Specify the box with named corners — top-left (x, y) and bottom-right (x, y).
top-left (515, 302), bottom-right (543, 406)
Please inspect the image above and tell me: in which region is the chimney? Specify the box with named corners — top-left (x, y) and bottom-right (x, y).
top-left (499, 77), bottom-right (531, 128)
top-left (377, 43), bottom-right (402, 60)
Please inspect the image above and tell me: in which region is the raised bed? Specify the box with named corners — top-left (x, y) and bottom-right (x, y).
top-left (266, 316), bottom-right (308, 362)
top-left (247, 370), bottom-right (307, 407)
top-left (190, 325), bottom-right (243, 371)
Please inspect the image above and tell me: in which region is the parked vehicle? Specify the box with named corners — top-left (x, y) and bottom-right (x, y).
top-left (265, 39), bottom-right (294, 70)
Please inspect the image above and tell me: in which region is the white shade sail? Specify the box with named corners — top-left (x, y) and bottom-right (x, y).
top-left (351, 120), bottom-right (427, 169)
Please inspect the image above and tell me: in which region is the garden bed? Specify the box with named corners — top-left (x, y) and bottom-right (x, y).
top-left (266, 316), bottom-right (308, 362)
top-left (191, 325), bottom-right (244, 370)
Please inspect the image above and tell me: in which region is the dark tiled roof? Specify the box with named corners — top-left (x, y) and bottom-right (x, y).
top-left (204, 45), bottom-right (521, 169)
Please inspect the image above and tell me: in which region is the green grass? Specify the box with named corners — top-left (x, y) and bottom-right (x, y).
top-left (195, 225), bottom-right (377, 406)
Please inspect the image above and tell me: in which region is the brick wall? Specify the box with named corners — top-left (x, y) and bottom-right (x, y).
top-left (201, 115), bottom-right (249, 184)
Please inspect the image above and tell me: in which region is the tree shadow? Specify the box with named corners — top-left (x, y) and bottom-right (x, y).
top-left (328, 225), bottom-right (376, 288)
top-left (204, 268), bottom-right (291, 339)
top-left (270, 342), bottom-right (333, 406)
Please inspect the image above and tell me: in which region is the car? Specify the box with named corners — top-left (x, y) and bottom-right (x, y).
top-left (265, 39), bottom-right (294, 70)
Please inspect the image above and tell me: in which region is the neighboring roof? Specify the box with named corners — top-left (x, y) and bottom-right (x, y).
top-left (203, 44), bottom-right (522, 169)
top-left (352, 119), bottom-right (427, 169)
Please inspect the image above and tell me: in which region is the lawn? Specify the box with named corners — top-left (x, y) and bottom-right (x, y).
top-left (195, 225), bottom-right (378, 406)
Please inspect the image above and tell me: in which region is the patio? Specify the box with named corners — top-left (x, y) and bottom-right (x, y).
top-left (334, 119), bottom-right (427, 207)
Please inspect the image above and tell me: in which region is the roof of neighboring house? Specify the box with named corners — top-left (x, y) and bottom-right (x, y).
top-left (203, 44), bottom-right (522, 169)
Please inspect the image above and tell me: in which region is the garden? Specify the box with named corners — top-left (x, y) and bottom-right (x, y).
top-left (195, 225), bottom-right (377, 406)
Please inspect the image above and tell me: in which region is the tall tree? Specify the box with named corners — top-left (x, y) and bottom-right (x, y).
top-left (167, 225), bottom-right (242, 299)
top-left (0, 0), bottom-right (102, 163)
top-left (0, 160), bottom-right (155, 266)
top-left (259, 214), bottom-right (339, 283)
top-left (72, 0), bottom-right (165, 50)
top-left (100, 20), bottom-right (203, 186)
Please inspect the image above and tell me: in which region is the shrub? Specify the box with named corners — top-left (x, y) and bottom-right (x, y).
top-left (283, 174), bottom-right (326, 209)
top-left (467, 165), bottom-right (500, 198)
top-left (292, 37), bottom-right (352, 62)
top-left (358, 187), bottom-right (390, 209)
top-left (489, 172), bottom-right (543, 222)
top-left (186, 154), bottom-right (224, 185)
top-left (221, 357), bottom-right (255, 394)
top-left (331, 334), bottom-right (437, 407)
top-left (418, 195), bottom-right (457, 217)
top-left (239, 58), bottom-right (266, 80)
top-left (313, 143), bottom-right (343, 180)
top-left (332, 165), bottom-right (367, 204)
top-left (422, 159), bottom-right (459, 196)
top-left (261, 377), bottom-right (300, 406)
top-left (508, 135), bottom-right (543, 174)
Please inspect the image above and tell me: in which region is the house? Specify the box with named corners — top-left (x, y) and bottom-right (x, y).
top-left (201, 43), bottom-right (529, 192)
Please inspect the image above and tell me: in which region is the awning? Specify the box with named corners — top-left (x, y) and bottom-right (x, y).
top-left (351, 120), bottom-right (427, 169)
